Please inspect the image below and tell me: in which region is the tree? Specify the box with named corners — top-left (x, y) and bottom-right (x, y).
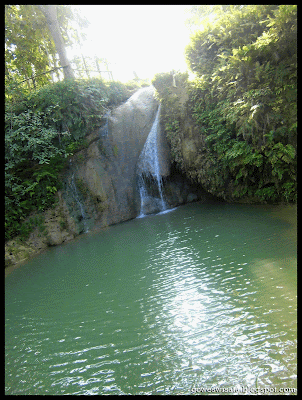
top-left (185, 5), bottom-right (279, 76)
top-left (5, 5), bottom-right (54, 90)
top-left (185, 5), bottom-right (241, 33)
top-left (38, 5), bottom-right (74, 80)
top-left (5, 5), bottom-right (88, 91)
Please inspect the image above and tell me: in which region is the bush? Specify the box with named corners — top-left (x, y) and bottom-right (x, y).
top-left (184, 5), bottom-right (297, 203)
top-left (5, 78), bottom-right (131, 241)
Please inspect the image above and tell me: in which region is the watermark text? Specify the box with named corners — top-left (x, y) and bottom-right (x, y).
top-left (191, 386), bottom-right (297, 395)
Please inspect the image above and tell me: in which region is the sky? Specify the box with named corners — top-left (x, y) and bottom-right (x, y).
top-left (67, 5), bottom-right (193, 83)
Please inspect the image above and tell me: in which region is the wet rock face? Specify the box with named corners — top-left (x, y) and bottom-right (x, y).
top-left (6, 86), bottom-right (212, 268)
top-left (5, 192), bottom-right (79, 268)
top-left (163, 171), bottom-right (211, 208)
top-left (6, 87), bottom-right (160, 268)
top-left (63, 86), bottom-right (160, 229)
top-left (135, 166), bottom-right (213, 217)
top-left (139, 195), bottom-right (164, 216)
top-left (60, 86), bottom-right (208, 229)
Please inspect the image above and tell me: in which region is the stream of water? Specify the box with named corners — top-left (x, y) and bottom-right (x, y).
top-left (137, 105), bottom-right (167, 216)
top-left (5, 202), bottom-right (297, 395)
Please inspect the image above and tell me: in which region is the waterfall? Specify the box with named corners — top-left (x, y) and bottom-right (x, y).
top-left (137, 105), bottom-right (168, 217)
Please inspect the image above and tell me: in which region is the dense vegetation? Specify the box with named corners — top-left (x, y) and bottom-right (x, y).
top-left (5, 4), bottom-right (297, 245)
top-left (153, 5), bottom-right (297, 203)
top-left (5, 5), bottom-right (145, 242)
top-left (5, 78), bottom-right (132, 240)
top-left (5, 5), bottom-right (88, 86)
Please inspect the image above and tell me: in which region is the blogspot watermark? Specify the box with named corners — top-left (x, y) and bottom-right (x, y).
top-left (191, 386), bottom-right (297, 395)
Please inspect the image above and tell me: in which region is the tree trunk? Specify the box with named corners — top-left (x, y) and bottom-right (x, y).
top-left (38, 5), bottom-right (74, 80)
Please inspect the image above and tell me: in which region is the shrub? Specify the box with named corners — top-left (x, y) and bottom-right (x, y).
top-left (5, 78), bottom-right (131, 240)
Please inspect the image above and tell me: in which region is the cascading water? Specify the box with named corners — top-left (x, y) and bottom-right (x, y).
top-left (137, 105), bottom-right (168, 217)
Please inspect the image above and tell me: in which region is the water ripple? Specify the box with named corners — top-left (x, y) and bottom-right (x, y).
top-left (5, 203), bottom-right (297, 394)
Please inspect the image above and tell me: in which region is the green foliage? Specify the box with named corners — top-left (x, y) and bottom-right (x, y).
top-left (5, 5), bottom-right (88, 91)
top-left (23, 78), bottom-right (128, 140)
top-left (185, 5), bottom-right (279, 76)
top-left (153, 6), bottom-right (296, 204)
top-left (183, 4), bottom-right (297, 203)
top-left (5, 78), bottom-right (131, 241)
top-left (5, 5), bottom-right (54, 90)
top-left (18, 215), bottom-right (47, 241)
top-left (124, 78), bottom-right (150, 91)
top-left (152, 72), bottom-right (175, 94)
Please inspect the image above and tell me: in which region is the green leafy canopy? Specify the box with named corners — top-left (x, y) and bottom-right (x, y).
top-left (154, 5), bottom-right (296, 203)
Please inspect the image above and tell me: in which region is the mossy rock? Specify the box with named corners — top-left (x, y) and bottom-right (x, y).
top-left (5, 240), bottom-right (36, 267)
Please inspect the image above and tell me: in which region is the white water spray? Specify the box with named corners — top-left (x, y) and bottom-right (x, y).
top-left (137, 105), bottom-right (168, 217)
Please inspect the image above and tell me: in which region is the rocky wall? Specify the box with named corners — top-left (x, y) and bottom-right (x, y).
top-left (5, 85), bottom-right (213, 269)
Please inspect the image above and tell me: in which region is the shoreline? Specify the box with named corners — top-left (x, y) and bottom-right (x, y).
top-left (5, 202), bottom-right (297, 278)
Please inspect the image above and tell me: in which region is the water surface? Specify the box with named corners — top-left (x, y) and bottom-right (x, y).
top-left (5, 202), bottom-right (297, 395)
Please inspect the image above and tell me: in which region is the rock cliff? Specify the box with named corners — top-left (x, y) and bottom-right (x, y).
top-left (6, 86), bottom-right (212, 269)
top-left (63, 86), bottom-right (159, 231)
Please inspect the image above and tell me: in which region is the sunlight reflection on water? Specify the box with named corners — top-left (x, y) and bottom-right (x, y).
top-left (5, 203), bottom-right (297, 395)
